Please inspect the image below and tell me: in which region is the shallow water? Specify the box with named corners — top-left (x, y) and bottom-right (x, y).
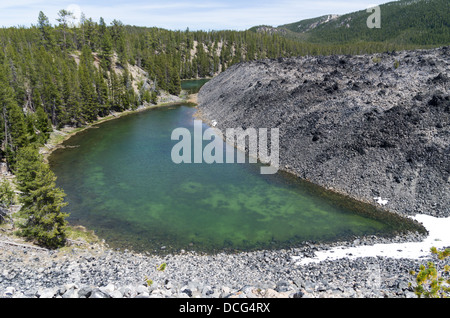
top-left (49, 104), bottom-right (423, 254)
top-left (181, 79), bottom-right (210, 94)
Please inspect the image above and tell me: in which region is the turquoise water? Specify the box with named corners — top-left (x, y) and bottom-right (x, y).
top-left (48, 104), bottom-right (423, 254)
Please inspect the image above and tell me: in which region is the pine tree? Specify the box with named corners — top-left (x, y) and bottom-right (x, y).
top-left (110, 19), bottom-right (125, 62)
top-left (34, 102), bottom-right (53, 143)
top-left (95, 69), bottom-right (110, 116)
top-left (168, 59), bottom-right (181, 96)
top-left (81, 16), bottom-right (98, 51)
top-left (56, 9), bottom-right (74, 50)
top-left (14, 145), bottom-right (69, 249)
top-left (100, 29), bottom-right (113, 70)
top-left (109, 70), bottom-right (123, 111)
top-left (78, 45), bottom-right (99, 122)
top-left (99, 17), bottom-right (107, 36)
top-left (37, 11), bottom-right (55, 49)
top-left (0, 65), bottom-right (28, 168)
top-left (0, 178), bottom-right (15, 209)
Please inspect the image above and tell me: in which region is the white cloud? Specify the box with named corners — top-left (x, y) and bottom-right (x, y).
top-left (67, 4), bottom-right (82, 19)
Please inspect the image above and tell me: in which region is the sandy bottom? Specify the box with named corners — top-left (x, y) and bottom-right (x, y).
top-left (296, 214), bottom-right (450, 264)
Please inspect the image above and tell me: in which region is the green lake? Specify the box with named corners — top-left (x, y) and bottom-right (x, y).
top-left (48, 82), bottom-right (424, 254)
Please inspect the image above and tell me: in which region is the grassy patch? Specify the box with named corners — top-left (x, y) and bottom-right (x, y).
top-left (65, 225), bottom-right (100, 245)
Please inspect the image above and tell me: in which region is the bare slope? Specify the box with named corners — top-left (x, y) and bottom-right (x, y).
top-left (198, 47), bottom-right (450, 218)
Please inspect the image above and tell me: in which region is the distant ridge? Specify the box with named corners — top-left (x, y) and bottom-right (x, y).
top-left (251, 0), bottom-right (450, 46)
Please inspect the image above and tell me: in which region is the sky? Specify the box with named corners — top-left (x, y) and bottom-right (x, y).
top-left (0, 0), bottom-right (393, 30)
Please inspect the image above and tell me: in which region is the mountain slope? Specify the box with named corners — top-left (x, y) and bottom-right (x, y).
top-left (255, 0), bottom-right (450, 46)
top-left (280, 14), bottom-right (340, 34)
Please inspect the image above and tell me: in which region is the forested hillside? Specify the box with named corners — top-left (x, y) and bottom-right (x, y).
top-left (255, 0), bottom-right (450, 46)
top-left (0, 10), bottom-right (312, 169)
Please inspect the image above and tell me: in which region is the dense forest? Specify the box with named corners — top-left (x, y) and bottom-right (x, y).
top-left (0, 11), bottom-right (311, 167)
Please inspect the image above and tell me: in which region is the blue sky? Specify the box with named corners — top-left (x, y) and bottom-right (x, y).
top-left (1, 0), bottom-right (392, 30)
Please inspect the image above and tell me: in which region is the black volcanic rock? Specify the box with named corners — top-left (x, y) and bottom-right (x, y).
top-left (198, 47), bottom-right (450, 218)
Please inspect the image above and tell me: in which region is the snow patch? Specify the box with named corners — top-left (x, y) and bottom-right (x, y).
top-left (374, 197), bottom-right (388, 206)
top-left (294, 214), bottom-right (450, 265)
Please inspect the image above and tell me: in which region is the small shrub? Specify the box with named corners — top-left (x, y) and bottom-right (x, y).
top-left (372, 57), bottom-right (382, 64)
top-left (145, 276), bottom-right (153, 287)
top-left (0, 179), bottom-right (16, 224)
top-left (0, 179), bottom-right (16, 208)
top-left (394, 60), bottom-right (400, 69)
top-left (410, 247), bottom-right (450, 298)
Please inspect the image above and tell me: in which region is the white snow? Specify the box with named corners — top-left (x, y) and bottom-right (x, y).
top-left (374, 197), bottom-right (389, 206)
top-left (294, 214), bottom-right (450, 265)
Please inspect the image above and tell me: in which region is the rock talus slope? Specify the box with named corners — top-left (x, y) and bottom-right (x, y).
top-left (198, 47), bottom-right (450, 218)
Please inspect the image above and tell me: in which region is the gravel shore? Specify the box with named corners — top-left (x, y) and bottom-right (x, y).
top-left (1, 227), bottom-right (447, 299)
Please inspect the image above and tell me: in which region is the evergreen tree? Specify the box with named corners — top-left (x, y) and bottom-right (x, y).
top-left (109, 70), bottom-right (123, 111)
top-left (100, 29), bottom-right (113, 70)
top-left (37, 11), bottom-right (55, 49)
top-left (56, 9), bottom-right (74, 50)
top-left (81, 15), bottom-right (98, 51)
top-left (0, 65), bottom-right (28, 168)
top-left (99, 17), bottom-right (107, 37)
top-left (168, 58), bottom-right (181, 95)
top-left (110, 19), bottom-right (125, 62)
top-left (60, 60), bottom-right (82, 126)
top-left (0, 178), bottom-right (15, 209)
top-left (78, 45), bottom-right (98, 122)
top-left (14, 145), bottom-right (69, 249)
top-left (95, 69), bottom-right (110, 116)
top-left (34, 101), bottom-right (53, 143)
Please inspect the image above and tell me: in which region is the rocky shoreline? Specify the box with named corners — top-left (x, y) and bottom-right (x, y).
top-left (0, 229), bottom-right (443, 299)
